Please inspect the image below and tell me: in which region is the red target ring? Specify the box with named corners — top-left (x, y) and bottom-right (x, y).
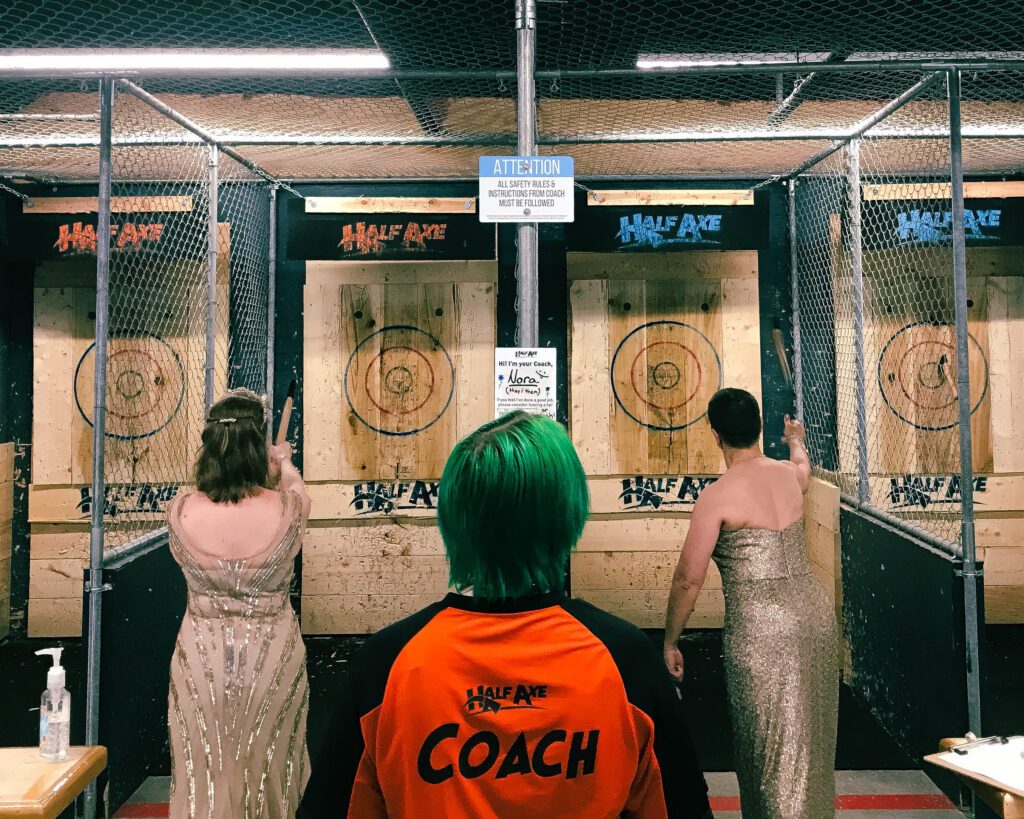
top-left (629, 341), bottom-right (703, 411)
top-left (363, 345), bottom-right (436, 416)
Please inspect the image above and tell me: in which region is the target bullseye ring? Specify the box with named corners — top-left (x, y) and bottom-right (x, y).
top-left (344, 325), bottom-right (454, 437)
top-left (612, 320), bottom-right (722, 432)
top-left (74, 332), bottom-right (185, 440)
top-left (877, 322), bottom-right (988, 431)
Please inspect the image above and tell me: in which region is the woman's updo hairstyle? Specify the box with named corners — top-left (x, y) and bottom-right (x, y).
top-left (195, 389), bottom-right (269, 503)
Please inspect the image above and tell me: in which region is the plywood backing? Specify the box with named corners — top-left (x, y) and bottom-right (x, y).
top-left (834, 243), bottom-right (1023, 476)
top-left (303, 262), bottom-right (495, 482)
top-left (31, 226), bottom-right (230, 486)
top-left (568, 251), bottom-right (760, 476)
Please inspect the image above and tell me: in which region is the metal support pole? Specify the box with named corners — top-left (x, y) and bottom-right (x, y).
top-left (206, 144), bottom-right (219, 410)
top-left (788, 180), bottom-right (804, 419)
top-left (948, 67), bottom-right (983, 737)
top-left (848, 140), bottom-right (869, 503)
top-left (82, 75), bottom-right (114, 819)
top-left (515, 0), bottom-right (539, 348)
top-left (267, 186), bottom-right (277, 414)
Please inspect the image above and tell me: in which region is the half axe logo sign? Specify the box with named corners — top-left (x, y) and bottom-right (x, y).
top-left (618, 476), bottom-right (717, 510)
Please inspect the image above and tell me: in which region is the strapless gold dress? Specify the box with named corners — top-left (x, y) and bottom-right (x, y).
top-left (714, 522), bottom-right (839, 819)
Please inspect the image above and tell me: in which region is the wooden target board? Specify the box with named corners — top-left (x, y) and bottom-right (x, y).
top-left (830, 235), bottom-right (1024, 475)
top-left (31, 226), bottom-right (229, 488)
top-left (303, 261), bottom-right (496, 482)
top-left (569, 251), bottom-right (761, 475)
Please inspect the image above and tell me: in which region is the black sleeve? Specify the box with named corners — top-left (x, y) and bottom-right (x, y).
top-left (298, 602), bottom-right (448, 819)
top-left (562, 599), bottom-right (712, 819)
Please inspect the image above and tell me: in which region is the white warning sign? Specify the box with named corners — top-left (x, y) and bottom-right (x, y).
top-left (478, 156), bottom-right (575, 223)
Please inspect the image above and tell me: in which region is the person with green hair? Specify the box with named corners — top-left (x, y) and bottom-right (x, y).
top-left (301, 411), bottom-right (712, 819)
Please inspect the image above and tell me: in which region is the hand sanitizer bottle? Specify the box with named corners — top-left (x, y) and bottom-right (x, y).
top-left (36, 648), bottom-right (70, 761)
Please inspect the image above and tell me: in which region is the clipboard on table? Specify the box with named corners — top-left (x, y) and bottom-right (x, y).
top-left (925, 736), bottom-right (1024, 799)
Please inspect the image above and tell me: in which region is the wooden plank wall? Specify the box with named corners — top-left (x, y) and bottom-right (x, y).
top-left (27, 228), bottom-right (231, 638)
top-left (567, 251), bottom-right (761, 629)
top-left (832, 243), bottom-right (1024, 623)
top-left (300, 260), bottom-right (496, 634)
top-left (0, 443), bottom-right (13, 640)
top-left (803, 478), bottom-right (844, 674)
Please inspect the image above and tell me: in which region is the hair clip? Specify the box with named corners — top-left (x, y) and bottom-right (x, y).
top-left (207, 416), bottom-right (237, 425)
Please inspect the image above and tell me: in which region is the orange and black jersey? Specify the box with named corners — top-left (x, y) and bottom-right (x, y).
top-left (300, 592), bottom-right (712, 819)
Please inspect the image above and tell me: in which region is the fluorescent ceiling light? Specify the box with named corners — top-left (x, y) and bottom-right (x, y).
top-left (638, 51), bottom-right (1024, 69)
top-left (637, 53), bottom-right (821, 69)
top-left (0, 49), bottom-right (390, 74)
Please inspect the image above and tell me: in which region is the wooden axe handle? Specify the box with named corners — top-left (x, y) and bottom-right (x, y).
top-left (275, 380), bottom-right (297, 446)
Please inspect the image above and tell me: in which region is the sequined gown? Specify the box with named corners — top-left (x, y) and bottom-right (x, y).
top-left (167, 490), bottom-right (309, 819)
top-left (713, 522), bottom-right (839, 819)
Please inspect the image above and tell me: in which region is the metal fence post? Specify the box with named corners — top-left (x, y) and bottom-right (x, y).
top-left (82, 75), bottom-right (114, 819)
top-left (267, 185), bottom-right (277, 414)
top-left (788, 179), bottom-right (804, 418)
top-left (515, 0), bottom-right (539, 348)
top-left (206, 144), bottom-right (219, 410)
top-left (947, 66), bottom-right (983, 737)
top-left (848, 140), bottom-right (869, 502)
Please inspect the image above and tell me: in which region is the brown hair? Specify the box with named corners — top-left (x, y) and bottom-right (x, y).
top-left (194, 389), bottom-right (269, 503)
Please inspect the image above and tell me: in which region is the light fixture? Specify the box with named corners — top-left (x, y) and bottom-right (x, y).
top-left (0, 49), bottom-right (390, 75)
top-left (636, 52), bottom-right (822, 69)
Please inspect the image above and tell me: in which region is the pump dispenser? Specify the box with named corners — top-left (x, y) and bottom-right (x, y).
top-left (36, 647), bottom-right (70, 761)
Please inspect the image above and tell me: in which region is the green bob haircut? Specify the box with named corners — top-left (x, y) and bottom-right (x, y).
top-left (437, 411), bottom-right (589, 600)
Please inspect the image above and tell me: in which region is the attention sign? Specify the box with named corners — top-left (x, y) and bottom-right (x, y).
top-left (478, 156), bottom-right (575, 223)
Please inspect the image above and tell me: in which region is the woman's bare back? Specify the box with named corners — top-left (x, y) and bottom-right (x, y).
top-left (175, 488), bottom-right (290, 559)
top-left (708, 457), bottom-right (805, 532)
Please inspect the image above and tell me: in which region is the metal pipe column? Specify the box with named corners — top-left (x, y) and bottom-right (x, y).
top-left (788, 179), bottom-right (804, 418)
top-left (267, 185), bottom-right (277, 414)
top-left (206, 144), bottom-right (219, 409)
top-left (82, 75), bottom-right (114, 819)
top-left (947, 67), bottom-right (983, 736)
top-left (848, 140), bottom-right (869, 502)
top-left (515, 0), bottom-right (539, 348)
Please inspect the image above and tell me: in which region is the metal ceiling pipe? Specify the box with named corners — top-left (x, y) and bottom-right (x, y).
top-left (515, 0), bottom-right (539, 349)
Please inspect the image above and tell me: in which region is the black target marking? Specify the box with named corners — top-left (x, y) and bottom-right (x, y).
top-left (877, 322), bottom-right (989, 431)
top-left (74, 332), bottom-right (185, 440)
top-left (611, 320), bottom-right (723, 432)
top-left (344, 324), bottom-right (454, 437)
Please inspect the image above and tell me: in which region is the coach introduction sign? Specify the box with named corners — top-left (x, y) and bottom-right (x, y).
top-left (478, 156), bottom-right (575, 223)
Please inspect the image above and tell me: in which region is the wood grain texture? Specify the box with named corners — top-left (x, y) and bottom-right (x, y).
top-left (587, 189), bottom-right (754, 207)
top-left (32, 287), bottom-right (75, 484)
top-left (306, 266), bottom-right (495, 482)
top-left (569, 278), bottom-right (610, 473)
top-left (28, 598), bottom-right (81, 638)
top-left (567, 250), bottom-right (758, 281)
top-left (24, 195), bottom-right (193, 213)
top-left (305, 196), bottom-right (476, 214)
top-left (988, 276), bottom-right (1024, 472)
top-left (307, 260), bottom-right (496, 286)
top-left (607, 278), bottom-right (647, 474)
top-left (861, 181), bottom-right (1024, 201)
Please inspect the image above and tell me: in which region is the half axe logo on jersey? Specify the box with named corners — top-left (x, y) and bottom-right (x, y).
top-left (464, 684), bottom-right (549, 715)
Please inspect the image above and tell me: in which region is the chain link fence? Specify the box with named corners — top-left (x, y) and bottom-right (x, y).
top-left (98, 82), bottom-right (272, 550)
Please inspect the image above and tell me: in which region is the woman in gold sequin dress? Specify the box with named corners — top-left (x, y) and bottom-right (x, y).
top-left (167, 389), bottom-right (311, 818)
top-left (664, 388), bottom-right (839, 819)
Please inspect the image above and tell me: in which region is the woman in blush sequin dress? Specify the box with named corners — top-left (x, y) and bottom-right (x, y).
top-left (167, 389), bottom-right (311, 818)
top-left (664, 389), bottom-right (839, 819)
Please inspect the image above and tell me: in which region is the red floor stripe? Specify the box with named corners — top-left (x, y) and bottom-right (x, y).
top-left (117, 793), bottom-right (955, 816)
top-left (113, 804), bottom-right (169, 818)
top-left (835, 793), bottom-right (956, 810)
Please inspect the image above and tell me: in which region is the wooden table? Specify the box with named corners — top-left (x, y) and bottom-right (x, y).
top-left (0, 747), bottom-right (107, 818)
top-left (926, 738), bottom-right (1024, 819)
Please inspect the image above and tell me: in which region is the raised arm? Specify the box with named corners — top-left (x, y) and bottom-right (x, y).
top-left (663, 492), bottom-right (722, 681)
top-left (269, 441), bottom-right (312, 524)
top-left (782, 414), bottom-right (811, 494)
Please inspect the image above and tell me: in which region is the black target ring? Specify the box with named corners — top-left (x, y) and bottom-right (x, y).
top-left (877, 321), bottom-right (989, 431)
top-left (611, 320), bottom-right (723, 432)
top-left (74, 331), bottom-right (186, 441)
top-left (344, 324), bottom-right (455, 437)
